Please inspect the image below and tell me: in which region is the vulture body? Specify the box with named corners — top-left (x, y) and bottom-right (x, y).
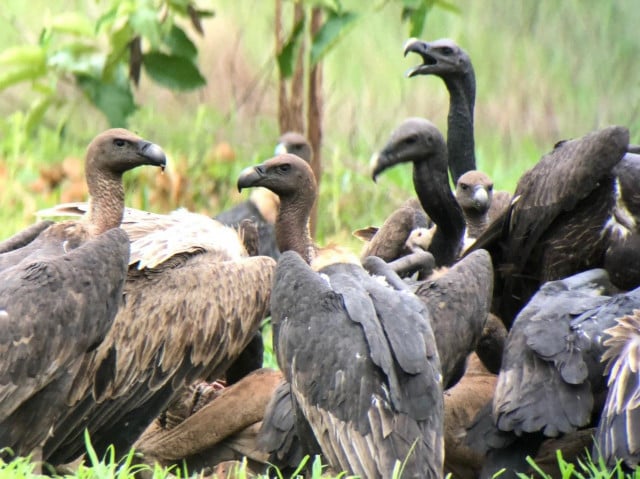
top-left (214, 131), bottom-right (312, 260)
top-left (371, 119), bottom-right (494, 385)
top-left (403, 37), bottom-right (512, 221)
top-left (0, 128), bottom-right (167, 459)
top-left (0, 228), bottom-right (129, 459)
top-left (238, 153), bottom-right (445, 478)
top-left (43, 209), bottom-right (275, 465)
top-left (0, 220), bottom-right (53, 254)
top-left (596, 311), bottom-right (640, 469)
top-left (469, 125), bottom-right (631, 327)
top-left (272, 251), bottom-right (444, 479)
top-left (469, 269), bottom-right (640, 478)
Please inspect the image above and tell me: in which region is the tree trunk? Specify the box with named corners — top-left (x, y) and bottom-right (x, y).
top-left (307, 7), bottom-right (323, 238)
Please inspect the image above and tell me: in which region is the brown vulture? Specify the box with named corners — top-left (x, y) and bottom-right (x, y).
top-left (237, 153), bottom-right (445, 478)
top-left (0, 128), bottom-right (167, 460)
top-left (42, 208), bottom-right (275, 465)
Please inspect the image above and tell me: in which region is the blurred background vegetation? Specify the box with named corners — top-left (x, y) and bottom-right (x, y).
top-left (1, 0), bottom-right (639, 248)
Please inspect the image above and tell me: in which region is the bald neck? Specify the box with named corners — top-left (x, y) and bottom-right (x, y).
top-left (85, 168), bottom-right (125, 235)
top-left (275, 194), bottom-right (316, 264)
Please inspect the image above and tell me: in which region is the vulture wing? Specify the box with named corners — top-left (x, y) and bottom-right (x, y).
top-left (0, 227), bottom-right (129, 455)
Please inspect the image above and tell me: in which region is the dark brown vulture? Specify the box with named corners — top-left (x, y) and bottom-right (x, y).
top-left (468, 269), bottom-right (640, 478)
top-left (0, 229), bottom-right (129, 461)
top-left (403, 38), bottom-right (511, 219)
top-left (238, 153), bottom-right (445, 478)
top-left (0, 128), bottom-right (167, 460)
top-left (468, 126), bottom-right (631, 328)
top-left (42, 208), bottom-right (275, 465)
top-left (214, 131), bottom-right (312, 260)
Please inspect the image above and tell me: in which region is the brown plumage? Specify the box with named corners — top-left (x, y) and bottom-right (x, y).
top-left (0, 228), bottom-right (130, 460)
top-left (596, 310), bottom-right (640, 468)
top-left (0, 129), bottom-right (166, 271)
top-left (469, 126), bottom-right (630, 327)
top-left (134, 368), bottom-right (283, 475)
top-left (442, 354), bottom-right (497, 479)
top-left (43, 209), bottom-right (275, 465)
top-left (0, 220), bottom-right (53, 254)
top-left (0, 129), bottom-right (167, 460)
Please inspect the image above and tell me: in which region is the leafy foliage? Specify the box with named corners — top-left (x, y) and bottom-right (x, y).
top-left (0, 0), bottom-right (212, 129)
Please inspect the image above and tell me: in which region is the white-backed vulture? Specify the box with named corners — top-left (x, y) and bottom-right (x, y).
top-left (42, 207), bottom-right (275, 465)
top-left (0, 129), bottom-right (166, 271)
top-left (214, 131), bottom-right (312, 260)
top-left (0, 128), bottom-right (167, 460)
top-left (237, 153), bottom-right (445, 478)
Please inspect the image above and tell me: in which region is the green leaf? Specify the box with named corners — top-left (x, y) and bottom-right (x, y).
top-left (434, 0), bottom-right (461, 14)
top-left (25, 94), bottom-right (56, 134)
top-left (163, 25), bottom-right (198, 61)
top-left (310, 10), bottom-right (359, 66)
top-left (276, 17), bottom-right (305, 79)
top-left (0, 65), bottom-right (47, 90)
top-left (48, 12), bottom-right (95, 37)
top-left (77, 73), bottom-right (137, 126)
top-left (104, 23), bottom-right (134, 81)
top-left (0, 45), bottom-right (46, 69)
top-left (142, 51), bottom-right (206, 90)
top-left (129, 6), bottom-right (162, 48)
top-left (95, 5), bottom-right (119, 33)
top-left (402, 2), bottom-right (431, 38)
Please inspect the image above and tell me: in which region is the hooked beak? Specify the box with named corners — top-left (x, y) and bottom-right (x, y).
top-left (371, 150), bottom-right (398, 182)
top-left (403, 38), bottom-right (435, 78)
top-left (274, 142), bottom-right (288, 155)
top-left (138, 141), bottom-right (167, 171)
top-left (472, 187), bottom-right (490, 210)
top-left (237, 165), bottom-right (266, 192)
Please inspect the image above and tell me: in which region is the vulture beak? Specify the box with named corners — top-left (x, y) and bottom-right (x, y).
top-left (237, 165), bottom-right (266, 192)
top-left (370, 150), bottom-right (398, 183)
top-left (274, 142), bottom-right (288, 155)
top-left (138, 141), bottom-right (167, 171)
top-left (403, 38), bottom-right (436, 78)
top-left (472, 187), bottom-right (490, 210)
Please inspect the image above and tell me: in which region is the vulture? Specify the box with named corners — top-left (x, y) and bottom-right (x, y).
top-left (42, 208), bottom-right (275, 465)
top-left (371, 118), bottom-right (494, 385)
top-left (214, 131), bottom-right (312, 259)
top-left (372, 118), bottom-right (465, 267)
top-left (455, 170), bottom-right (503, 239)
top-left (0, 128), bottom-right (167, 460)
top-left (595, 310), bottom-right (640, 469)
top-left (468, 125), bottom-right (632, 327)
top-left (0, 129), bottom-right (166, 271)
top-left (0, 229), bottom-right (129, 461)
top-left (237, 153), bottom-right (445, 478)
top-left (403, 38), bottom-right (512, 222)
top-left (468, 268), bottom-right (640, 478)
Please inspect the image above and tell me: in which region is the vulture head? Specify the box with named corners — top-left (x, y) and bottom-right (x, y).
top-left (371, 117), bottom-right (447, 181)
top-left (237, 153), bottom-right (317, 202)
top-left (403, 38), bottom-right (472, 78)
top-left (275, 132), bottom-right (313, 164)
top-left (456, 170), bottom-right (493, 215)
top-left (85, 128), bottom-right (167, 179)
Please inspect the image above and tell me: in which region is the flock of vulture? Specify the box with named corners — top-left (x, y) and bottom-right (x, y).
top-left (1, 37), bottom-right (640, 479)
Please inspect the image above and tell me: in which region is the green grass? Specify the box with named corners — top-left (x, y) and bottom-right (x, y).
top-left (1, 0), bottom-right (639, 477)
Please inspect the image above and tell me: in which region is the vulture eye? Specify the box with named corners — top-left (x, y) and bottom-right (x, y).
top-left (488, 185), bottom-right (494, 191)
top-left (278, 164), bottom-right (291, 173)
top-left (460, 183), bottom-right (469, 190)
top-left (440, 46), bottom-right (454, 55)
top-left (404, 135), bottom-right (418, 145)
top-left (114, 139), bottom-right (126, 147)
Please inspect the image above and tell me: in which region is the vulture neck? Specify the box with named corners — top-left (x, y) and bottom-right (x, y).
top-left (275, 196), bottom-right (316, 264)
top-left (443, 71), bottom-right (476, 185)
top-left (413, 160), bottom-right (465, 267)
top-left (85, 169), bottom-right (125, 236)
